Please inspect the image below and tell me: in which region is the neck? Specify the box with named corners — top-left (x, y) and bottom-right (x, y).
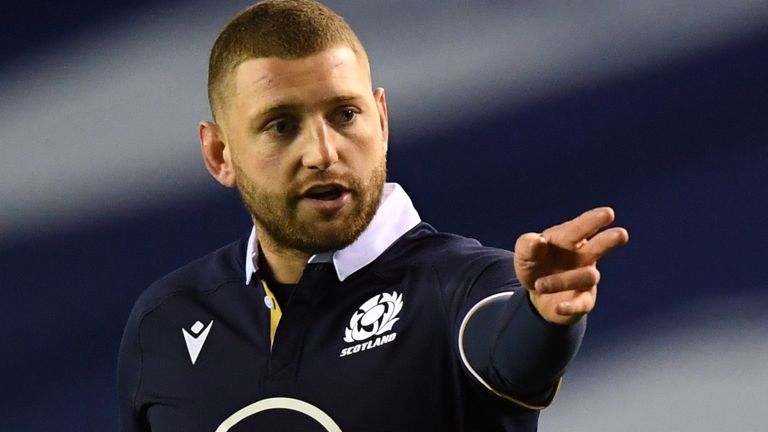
top-left (256, 228), bottom-right (310, 284)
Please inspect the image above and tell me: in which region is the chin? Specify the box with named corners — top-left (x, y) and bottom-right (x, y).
top-left (304, 227), bottom-right (361, 253)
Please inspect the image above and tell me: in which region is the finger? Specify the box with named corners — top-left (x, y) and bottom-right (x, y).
top-left (578, 227), bottom-right (630, 264)
top-left (543, 207), bottom-right (615, 247)
top-left (514, 233), bottom-right (550, 290)
top-left (514, 232), bottom-right (549, 266)
top-left (534, 266), bottom-right (600, 294)
top-left (556, 291), bottom-right (596, 316)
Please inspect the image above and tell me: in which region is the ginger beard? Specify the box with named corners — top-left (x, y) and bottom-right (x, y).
top-left (233, 159), bottom-right (387, 255)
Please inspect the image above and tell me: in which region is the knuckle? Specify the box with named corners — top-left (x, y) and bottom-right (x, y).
top-left (515, 258), bottom-right (537, 271)
top-left (515, 232), bottom-right (540, 250)
top-left (590, 267), bottom-right (601, 284)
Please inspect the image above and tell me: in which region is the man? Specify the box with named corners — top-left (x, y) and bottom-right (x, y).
top-left (117, 1), bottom-right (629, 431)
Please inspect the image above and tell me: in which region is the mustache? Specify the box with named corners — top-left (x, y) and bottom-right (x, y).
top-left (290, 172), bottom-right (362, 197)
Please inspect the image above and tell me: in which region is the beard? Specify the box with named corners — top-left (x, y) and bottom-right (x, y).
top-left (233, 159), bottom-right (386, 255)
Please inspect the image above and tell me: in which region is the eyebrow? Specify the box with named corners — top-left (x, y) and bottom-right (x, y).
top-left (251, 94), bottom-right (363, 123)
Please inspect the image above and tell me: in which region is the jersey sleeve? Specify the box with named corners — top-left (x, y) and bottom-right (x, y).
top-left (450, 251), bottom-right (586, 409)
top-left (117, 304), bottom-right (150, 432)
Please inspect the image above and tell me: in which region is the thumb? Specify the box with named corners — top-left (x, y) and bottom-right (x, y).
top-left (515, 232), bottom-right (548, 263)
top-left (514, 233), bottom-right (549, 289)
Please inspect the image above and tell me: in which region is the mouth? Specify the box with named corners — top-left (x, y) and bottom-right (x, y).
top-left (303, 184), bottom-right (346, 201)
top-left (300, 183), bottom-right (351, 213)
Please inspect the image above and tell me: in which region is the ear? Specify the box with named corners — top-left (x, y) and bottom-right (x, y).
top-left (373, 87), bottom-right (389, 151)
top-left (199, 121), bottom-right (236, 187)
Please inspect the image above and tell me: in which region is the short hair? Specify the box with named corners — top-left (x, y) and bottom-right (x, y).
top-left (208, 0), bottom-right (367, 121)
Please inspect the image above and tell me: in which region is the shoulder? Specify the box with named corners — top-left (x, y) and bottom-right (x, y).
top-left (127, 235), bottom-right (248, 322)
top-left (378, 222), bottom-right (514, 280)
top-left (392, 222), bottom-right (512, 263)
top-left (117, 234), bottom-right (249, 416)
top-left (374, 222), bottom-right (520, 326)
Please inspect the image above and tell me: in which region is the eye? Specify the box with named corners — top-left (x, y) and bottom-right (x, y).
top-left (265, 118), bottom-right (298, 137)
top-left (340, 108), bottom-right (355, 122)
top-left (334, 107), bottom-right (358, 124)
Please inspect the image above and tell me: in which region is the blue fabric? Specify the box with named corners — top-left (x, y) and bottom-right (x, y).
top-left (463, 289), bottom-right (585, 404)
top-left (118, 223), bottom-right (583, 431)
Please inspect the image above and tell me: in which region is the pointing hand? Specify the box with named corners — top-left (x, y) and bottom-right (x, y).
top-left (514, 207), bottom-right (629, 325)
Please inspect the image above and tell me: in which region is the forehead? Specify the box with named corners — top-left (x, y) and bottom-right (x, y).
top-left (231, 47), bottom-right (371, 113)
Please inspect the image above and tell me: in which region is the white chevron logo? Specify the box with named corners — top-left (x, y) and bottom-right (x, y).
top-left (182, 320), bottom-right (213, 365)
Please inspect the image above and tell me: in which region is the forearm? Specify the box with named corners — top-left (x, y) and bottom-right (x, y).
top-left (461, 289), bottom-right (586, 405)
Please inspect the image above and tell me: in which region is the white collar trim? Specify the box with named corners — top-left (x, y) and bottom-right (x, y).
top-left (245, 182), bottom-right (421, 284)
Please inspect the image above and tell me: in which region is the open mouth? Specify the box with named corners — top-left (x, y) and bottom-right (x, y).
top-left (300, 184), bottom-right (351, 212)
top-left (304, 185), bottom-right (344, 201)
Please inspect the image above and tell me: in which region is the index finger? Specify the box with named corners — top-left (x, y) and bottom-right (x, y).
top-left (543, 207), bottom-right (616, 247)
top-left (579, 226), bottom-right (630, 264)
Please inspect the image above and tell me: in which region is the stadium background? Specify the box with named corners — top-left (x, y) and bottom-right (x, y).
top-left (2, 1), bottom-right (767, 430)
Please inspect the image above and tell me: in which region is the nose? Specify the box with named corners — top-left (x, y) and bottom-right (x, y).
top-left (301, 118), bottom-right (339, 171)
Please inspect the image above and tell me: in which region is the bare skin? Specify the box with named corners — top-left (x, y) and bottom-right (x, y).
top-left (515, 207), bottom-right (630, 325)
top-left (199, 47), bottom-right (388, 284)
top-left (199, 47), bottom-right (629, 324)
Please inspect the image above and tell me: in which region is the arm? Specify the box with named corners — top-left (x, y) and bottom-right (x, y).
top-left (117, 310), bottom-right (149, 432)
top-left (460, 284), bottom-right (585, 409)
top-left (460, 207), bottom-right (627, 408)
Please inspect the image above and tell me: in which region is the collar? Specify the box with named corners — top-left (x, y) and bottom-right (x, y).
top-left (245, 182), bottom-right (421, 284)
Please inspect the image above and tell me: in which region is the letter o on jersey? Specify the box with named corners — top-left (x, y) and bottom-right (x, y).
top-left (215, 397), bottom-right (341, 432)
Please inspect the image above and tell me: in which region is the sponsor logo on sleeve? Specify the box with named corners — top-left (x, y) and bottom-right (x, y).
top-left (182, 320), bottom-right (213, 365)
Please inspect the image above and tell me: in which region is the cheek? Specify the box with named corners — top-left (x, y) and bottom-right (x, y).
top-left (344, 140), bottom-right (382, 169)
top-left (346, 125), bottom-right (386, 158)
top-left (235, 140), bottom-right (288, 172)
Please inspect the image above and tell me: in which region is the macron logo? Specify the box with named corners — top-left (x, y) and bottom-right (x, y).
top-left (182, 320), bottom-right (213, 365)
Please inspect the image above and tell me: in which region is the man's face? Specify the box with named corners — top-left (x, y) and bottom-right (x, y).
top-left (221, 47), bottom-right (388, 254)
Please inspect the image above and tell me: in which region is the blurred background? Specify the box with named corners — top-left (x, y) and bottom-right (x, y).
top-left (2, 1), bottom-right (767, 430)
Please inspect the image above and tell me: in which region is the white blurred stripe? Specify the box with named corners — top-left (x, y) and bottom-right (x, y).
top-left (1, 0), bottom-right (767, 242)
top-left (540, 292), bottom-right (768, 431)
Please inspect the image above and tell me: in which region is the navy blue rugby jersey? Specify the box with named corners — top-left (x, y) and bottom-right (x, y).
top-left (118, 183), bottom-right (584, 432)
